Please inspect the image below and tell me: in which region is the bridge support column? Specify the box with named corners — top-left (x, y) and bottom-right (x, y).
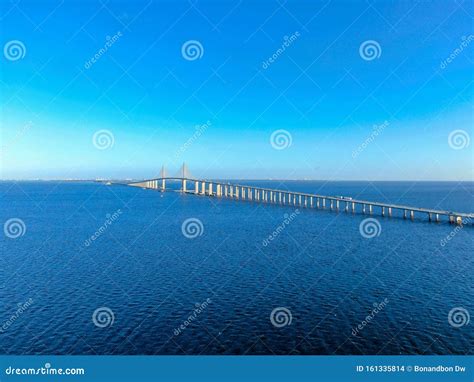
top-left (336, 200), bottom-right (339, 210)
top-left (330, 200), bottom-right (334, 210)
top-left (345, 202), bottom-right (349, 212)
top-left (352, 202), bottom-right (355, 213)
top-left (242, 187), bottom-right (245, 200)
top-left (299, 195), bottom-right (302, 206)
top-left (293, 194), bottom-right (297, 206)
top-left (410, 210), bottom-right (414, 220)
top-left (369, 205), bottom-right (373, 214)
top-left (403, 210), bottom-right (407, 219)
top-left (382, 207), bottom-right (385, 216)
top-left (162, 179), bottom-right (166, 190)
top-left (435, 213), bottom-right (439, 222)
top-left (363, 204), bottom-right (366, 214)
top-left (317, 198), bottom-right (320, 208)
top-left (428, 213), bottom-right (432, 222)
top-left (182, 179), bottom-right (187, 193)
top-left (208, 183), bottom-right (213, 196)
top-left (449, 215), bottom-right (454, 224)
top-left (310, 197), bottom-right (313, 208)
top-left (456, 216), bottom-right (462, 225)
top-left (201, 182), bottom-right (206, 195)
top-left (236, 187), bottom-right (239, 199)
top-left (322, 199), bottom-right (326, 208)
top-left (195, 181), bottom-right (199, 194)
top-left (388, 207), bottom-right (392, 217)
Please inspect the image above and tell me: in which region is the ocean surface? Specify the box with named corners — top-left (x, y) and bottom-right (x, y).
top-left (1, 180), bottom-right (473, 355)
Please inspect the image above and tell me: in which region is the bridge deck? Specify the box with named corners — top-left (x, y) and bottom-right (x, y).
top-left (123, 177), bottom-right (473, 222)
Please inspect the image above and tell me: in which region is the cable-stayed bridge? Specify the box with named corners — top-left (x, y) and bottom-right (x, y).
top-left (119, 164), bottom-right (472, 225)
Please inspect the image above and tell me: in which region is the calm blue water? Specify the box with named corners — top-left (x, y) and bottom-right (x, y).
top-left (1, 181), bottom-right (473, 355)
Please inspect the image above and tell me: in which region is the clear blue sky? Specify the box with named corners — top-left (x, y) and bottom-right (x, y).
top-left (1, 0), bottom-right (473, 180)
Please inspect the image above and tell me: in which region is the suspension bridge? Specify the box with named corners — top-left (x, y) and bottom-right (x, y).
top-left (117, 164), bottom-right (472, 225)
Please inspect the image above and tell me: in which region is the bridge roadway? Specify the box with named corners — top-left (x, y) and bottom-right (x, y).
top-left (123, 177), bottom-right (473, 225)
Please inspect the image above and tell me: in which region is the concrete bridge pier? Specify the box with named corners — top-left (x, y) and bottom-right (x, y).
top-left (161, 179), bottom-right (166, 190)
top-left (345, 202), bottom-right (349, 212)
top-left (449, 215), bottom-right (454, 224)
top-left (322, 199), bottom-right (326, 209)
top-left (388, 207), bottom-right (392, 217)
top-left (382, 207), bottom-right (385, 216)
top-left (201, 182), bottom-right (206, 195)
top-left (352, 202), bottom-right (355, 213)
top-left (410, 210), bottom-right (414, 220)
top-left (336, 200), bottom-right (340, 210)
top-left (369, 205), bottom-right (373, 214)
top-left (362, 204), bottom-right (366, 214)
top-left (435, 213), bottom-right (440, 222)
top-left (182, 179), bottom-right (187, 193)
top-left (428, 213), bottom-right (432, 222)
top-left (403, 210), bottom-right (407, 219)
top-left (299, 195), bottom-right (302, 206)
top-left (235, 187), bottom-right (240, 199)
top-left (195, 181), bottom-right (199, 194)
top-left (208, 183), bottom-right (213, 196)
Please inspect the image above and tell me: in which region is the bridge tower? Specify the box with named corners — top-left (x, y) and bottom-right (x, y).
top-left (160, 165), bottom-right (166, 190)
top-left (180, 162), bottom-right (190, 193)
